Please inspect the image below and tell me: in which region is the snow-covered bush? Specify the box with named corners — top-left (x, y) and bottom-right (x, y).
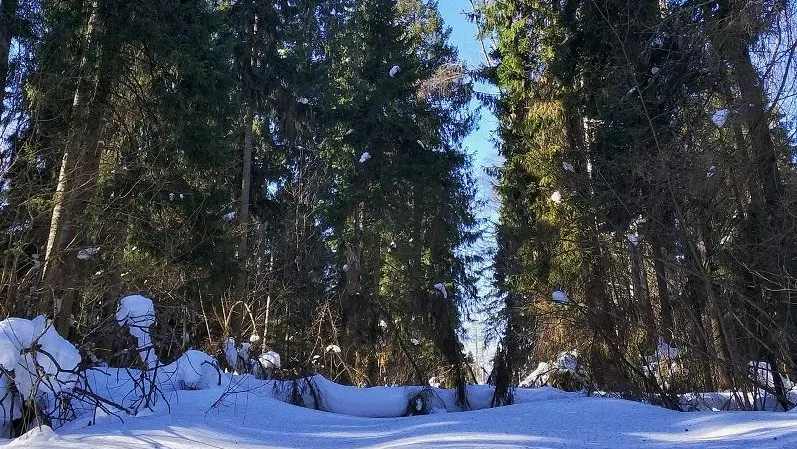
top-left (221, 336), bottom-right (280, 379)
top-left (520, 351), bottom-right (588, 391)
top-left (115, 295), bottom-right (157, 371)
top-left (0, 316), bottom-right (81, 437)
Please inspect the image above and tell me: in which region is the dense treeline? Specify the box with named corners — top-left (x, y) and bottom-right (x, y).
top-left (0, 0), bottom-right (479, 392)
top-left (478, 0), bottom-right (797, 409)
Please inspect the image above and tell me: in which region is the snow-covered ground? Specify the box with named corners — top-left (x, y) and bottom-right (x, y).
top-left (8, 373), bottom-right (797, 449)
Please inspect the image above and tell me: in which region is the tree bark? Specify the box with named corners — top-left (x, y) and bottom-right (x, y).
top-left (41, 1), bottom-right (117, 334)
top-left (235, 106), bottom-right (254, 300)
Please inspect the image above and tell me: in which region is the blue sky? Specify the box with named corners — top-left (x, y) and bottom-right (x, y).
top-left (438, 1), bottom-right (501, 375)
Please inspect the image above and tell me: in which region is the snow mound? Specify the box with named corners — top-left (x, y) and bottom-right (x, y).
top-left (0, 316), bottom-right (81, 431)
top-left (259, 351), bottom-right (281, 370)
top-left (0, 317), bottom-right (36, 352)
top-left (162, 350), bottom-right (219, 390)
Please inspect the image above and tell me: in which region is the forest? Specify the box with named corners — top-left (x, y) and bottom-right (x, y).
top-left (0, 0), bottom-right (796, 437)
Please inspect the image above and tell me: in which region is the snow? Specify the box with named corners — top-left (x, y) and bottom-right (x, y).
top-left (160, 350), bottom-right (220, 390)
top-left (379, 319), bottom-right (388, 329)
top-left (562, 161), bottom-right (575, 172)
top-left (627, 233), bottom-right (640, 245)
top-left (651, 66), bottom-right (661, 75)
top-left (325, 344), bottom-right (341, 353)
top-left (297, 97), bottom-right (310, 104)
top-left (359, 152), bottom-right (371, 163)
top-left (410, 338), bottom-right (420, 346)
top-left (76, 246), bottom-right (100, 260)
top-left (345, 128), bottom-right (354, 135)
top-left (551, 289), bottom-right (570, 304)
top-left (416, 140), bottom-right (425, 150)
top-left (0, 317), bottom-right (36, 352)
top-left (712, 109), bottom-right (729, 127)
top-left (550, 190), bottom-right (562, 203)
top-left (13, 373), bottom-right (797, 449)
top-left (258, 351), bottom-right (280, 370)
top-left (389, 65), bottom-right (400, 77)
top-left (116, 295), bottom-right (157, 370)
top-left (0, 316), bottom-right (81, 433)
top-left (707, 165), bottom-right (717, 178)
top-left (116, 295), bottom-right (155, 329)
top-left (223, 337), bottom-right (238, 369)
top-left (520, 361), bottom-right (552, 387)
top-left (433, 282), bottom-right (447, 299)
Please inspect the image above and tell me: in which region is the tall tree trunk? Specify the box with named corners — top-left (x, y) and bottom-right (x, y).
top-left (236, 106), bottom-right (254, 299)
top-left (41, 2), bottom-right (117, 334)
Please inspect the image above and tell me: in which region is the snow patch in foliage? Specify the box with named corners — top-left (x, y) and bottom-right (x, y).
top-left (297, 97), bottom-right (310, 105)
top-left (712, 109), bottom-right (729, 127)
top-left (77, 246), bottom-right (100, 260)
top-left (650, 66), bottom-right (661, 75)
top-left (325, 344), bottom-right (341, 354)
top-left (359, 152), bottom-right (371, 163)
top-left (551, 290), bottom-right (570, 304)
top-left (389, 65), bottom-right (400, 77)
top-left (434, 283), bottom-right (448, 299)
top-left (707, 165), bottom-right (717, 178)
top-left (562, 161), bottom-right (575, 172)
top-left (550, 191), bottom-right (562, 203)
